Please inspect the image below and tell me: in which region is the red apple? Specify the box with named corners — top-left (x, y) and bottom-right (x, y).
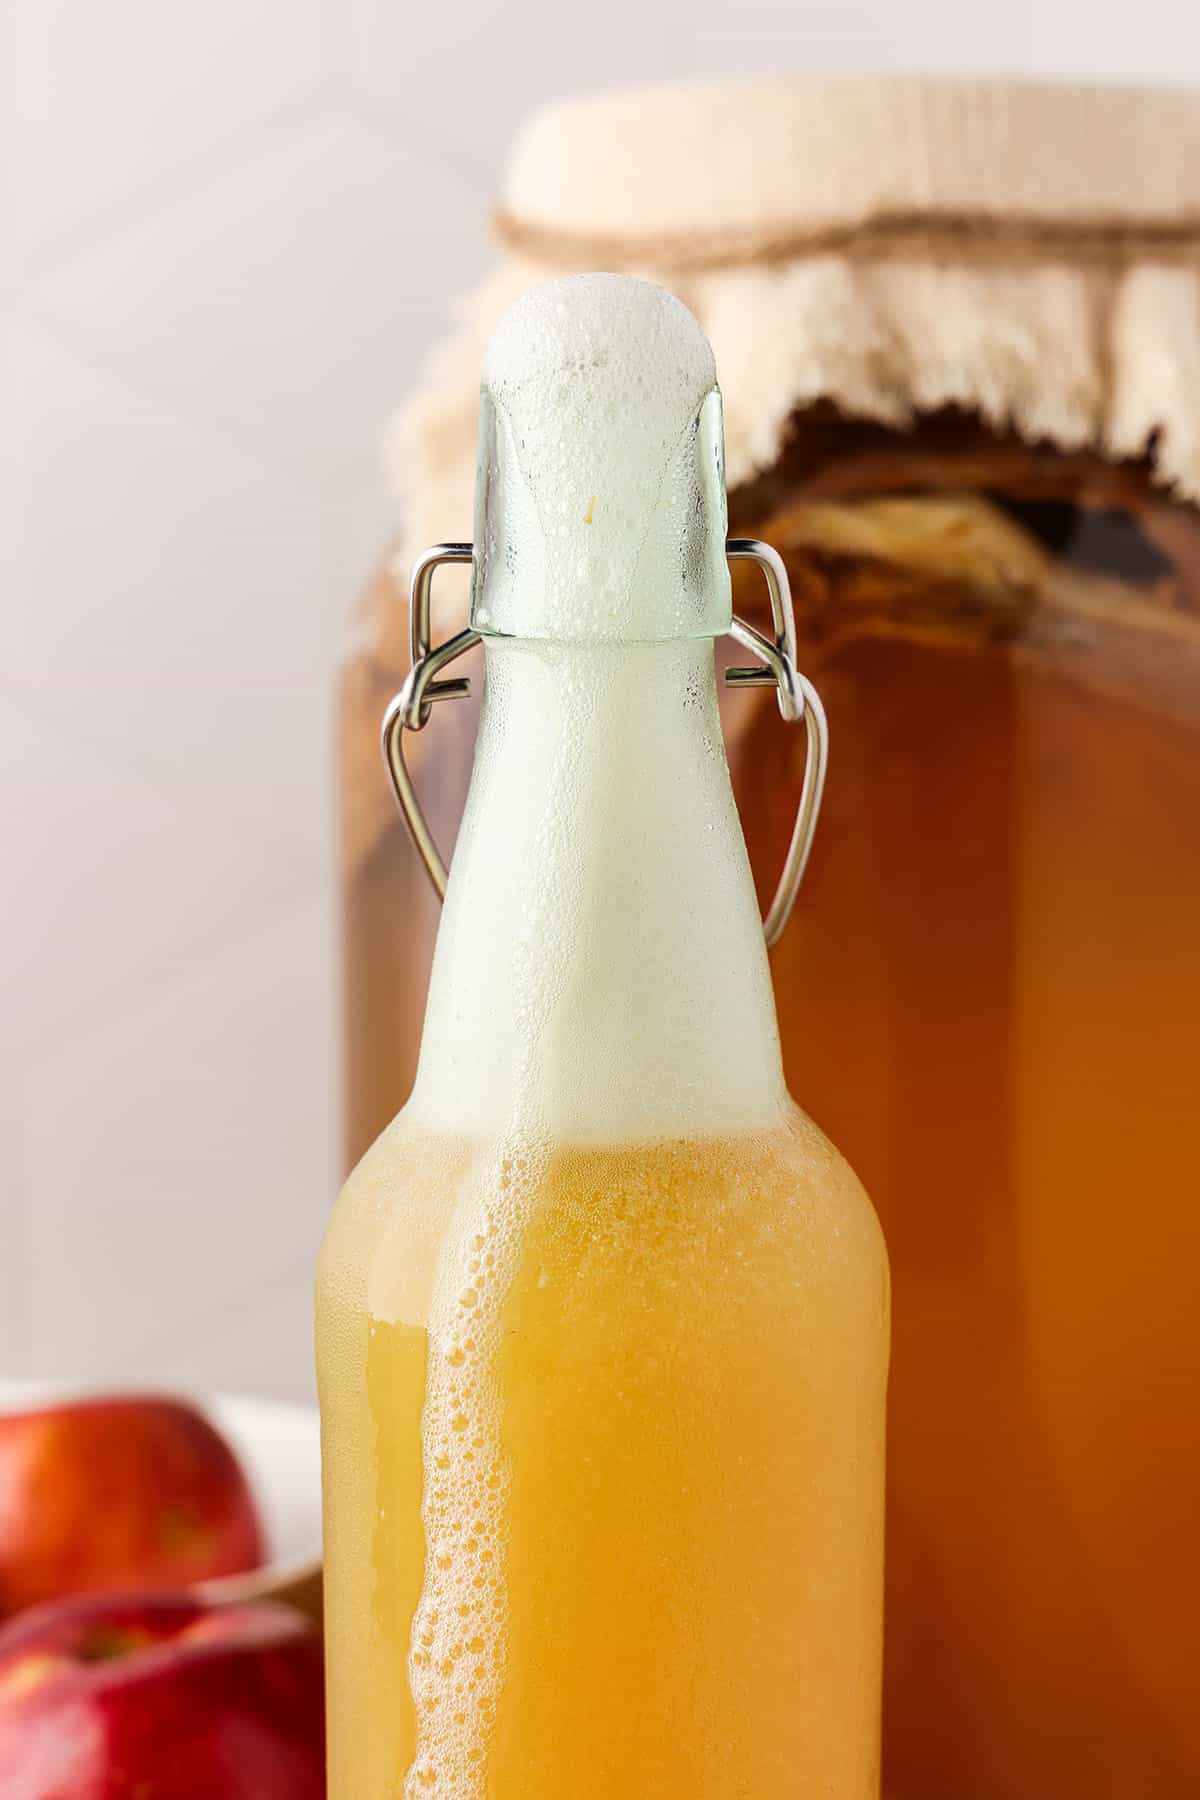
top-left (0, 1591), bottom-right (324, 1798)
top-left (0, 1397), bottom-right (265, 1618)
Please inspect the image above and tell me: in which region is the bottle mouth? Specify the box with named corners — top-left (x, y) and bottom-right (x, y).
top-left (467, 277), bottom-right (733, 645)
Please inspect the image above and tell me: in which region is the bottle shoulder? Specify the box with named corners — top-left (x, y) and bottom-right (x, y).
top-left (326, 1103), bottom-right (872, 1223)
top-left (319, 1103), bottom-right (887, 1334)
top-left (317, 1108), bottom-right (467, 1328)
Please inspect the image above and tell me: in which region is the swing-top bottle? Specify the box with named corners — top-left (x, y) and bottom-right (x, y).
top-left (317, 273), bottom-right (890, 1799)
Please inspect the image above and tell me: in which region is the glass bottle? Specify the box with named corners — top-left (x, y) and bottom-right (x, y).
top-left (317, 275), bottom-right (890, 1799)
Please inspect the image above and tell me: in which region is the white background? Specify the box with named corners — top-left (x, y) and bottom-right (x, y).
top-left (3, 1), bottom-right (1198, 1403)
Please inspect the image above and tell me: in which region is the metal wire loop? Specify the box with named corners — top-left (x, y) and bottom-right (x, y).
top-left (381, 539), bottom-right (828, 944)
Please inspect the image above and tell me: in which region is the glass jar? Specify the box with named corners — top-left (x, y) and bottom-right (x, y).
top-left (338, 79), bottom-right (1200, 1799)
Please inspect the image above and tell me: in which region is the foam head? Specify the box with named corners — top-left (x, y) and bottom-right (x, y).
top-left (470, 274), bottom-right (731, 643)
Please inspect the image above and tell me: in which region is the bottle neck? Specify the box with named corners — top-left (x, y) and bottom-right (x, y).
top-left (407, 636), bottom-right (787, 1146)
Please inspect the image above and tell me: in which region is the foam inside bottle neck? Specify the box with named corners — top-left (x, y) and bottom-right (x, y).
top-left (408, 635), bottom-right (786, 1146)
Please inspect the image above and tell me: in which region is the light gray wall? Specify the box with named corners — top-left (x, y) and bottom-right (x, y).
top-left (4, 0), bottom-right (1197, 1401)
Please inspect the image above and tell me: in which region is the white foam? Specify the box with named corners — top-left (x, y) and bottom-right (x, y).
top-left (471, 274), bottom-right (731, 643)
top-left (408, 637), bottom-right (785, 1147)
top-left (403, 1143), bottom-right (541, 1799)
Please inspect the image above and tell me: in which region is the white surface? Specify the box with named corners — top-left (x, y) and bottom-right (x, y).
top-left (3, 4), bottom-right (1199, 1401)
top-left (0, 1380), bottom-right (322, 1584)
top-left (205, 1392), bottom-right (322, 1590)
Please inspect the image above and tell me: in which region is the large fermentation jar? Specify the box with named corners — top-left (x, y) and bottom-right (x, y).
top-left (339, 81), bottom-right (1200, 1799)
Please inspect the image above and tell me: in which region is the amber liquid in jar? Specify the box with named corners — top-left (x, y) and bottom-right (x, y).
top-left (340, 411), bottom-right (1200, 1798)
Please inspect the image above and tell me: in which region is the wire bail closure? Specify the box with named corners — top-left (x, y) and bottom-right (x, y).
top-left (381, 539), bottom-right (828, 948)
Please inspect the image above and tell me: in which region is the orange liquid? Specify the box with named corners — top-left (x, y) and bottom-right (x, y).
top-left (773, 638), bottom-right (1200, 1797)
top-left (317, 1116), bottom-right (889, 1798)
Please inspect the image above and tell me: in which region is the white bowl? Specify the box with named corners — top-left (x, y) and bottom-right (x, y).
top-left (0, 1379), bottom-right (322, 1619)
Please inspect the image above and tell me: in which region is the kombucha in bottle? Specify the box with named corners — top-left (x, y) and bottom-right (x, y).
top-left (316, 275), bottom-right (890, 1798)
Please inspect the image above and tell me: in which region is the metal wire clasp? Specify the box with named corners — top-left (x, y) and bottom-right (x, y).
top-left (381, 539), bottom-right (828, 948)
